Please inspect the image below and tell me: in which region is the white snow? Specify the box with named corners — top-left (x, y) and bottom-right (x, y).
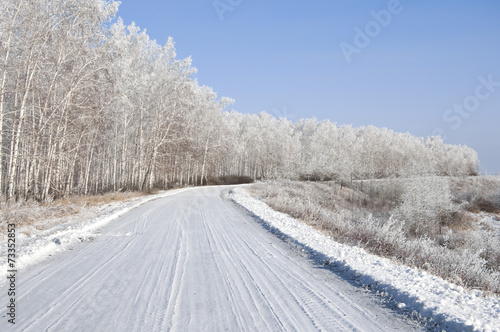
top-left (0, 187), bottom-right (194, 273)
top-left (229, 187), bottom-right (500, 332)
top-left (0, 186), bottom-right (418, 331)
top-left (2, 185), bottom-right (499, 331)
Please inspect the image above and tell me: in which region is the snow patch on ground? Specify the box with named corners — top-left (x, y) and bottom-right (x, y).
top-left (1, 188), bottom-right (194, 272)
top-left (229, 187), bottom-right (500, 332)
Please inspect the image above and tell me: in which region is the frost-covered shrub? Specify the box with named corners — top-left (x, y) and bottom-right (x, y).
top-left (397, 177), bottom-right (455, 237)
top-left (250, 179), bottom-right (500, 293)
top-left (451, 176), bottom-right (500, 213)
top-left (347, 179), bottom-right (405, 213)
top-left (207, 175), bottom-right (254, 185)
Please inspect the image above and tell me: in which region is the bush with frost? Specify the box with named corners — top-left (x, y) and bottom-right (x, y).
top-left (397, 177), bottom-right (455, 237)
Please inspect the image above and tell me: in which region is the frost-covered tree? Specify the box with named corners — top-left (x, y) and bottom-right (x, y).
top-left (0, 0), bottom-right (481, 201)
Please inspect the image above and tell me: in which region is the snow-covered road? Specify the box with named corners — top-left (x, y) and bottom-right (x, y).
top-left (1, 186), bottom-right (418, 331)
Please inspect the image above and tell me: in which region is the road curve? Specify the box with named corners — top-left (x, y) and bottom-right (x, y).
top-left (1, 186), bottom-right (420, 331)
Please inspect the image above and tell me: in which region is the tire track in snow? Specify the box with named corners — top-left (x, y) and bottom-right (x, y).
top-left (202, 209), bottom-right (249, 329)
top-left (206, 207), bottom-right (295, 330)
top-left (238, 231), bottom-right (375, 332)
top-left (20, 232), bottom-right (142, 330)
top-left (216, 206), bottom-right (361, 331)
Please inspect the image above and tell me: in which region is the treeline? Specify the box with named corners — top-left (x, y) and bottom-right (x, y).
top-left (222, 114), bottom-right (478, 182)
top-left (0, 0), bottom-right (478, 201)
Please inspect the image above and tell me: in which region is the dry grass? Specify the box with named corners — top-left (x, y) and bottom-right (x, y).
top-left (451, 176), bottom-right (500, 213)
top-left (55, 192), bottom-right (145, 207)
top-left (0, 192), bottom-right (147, 236)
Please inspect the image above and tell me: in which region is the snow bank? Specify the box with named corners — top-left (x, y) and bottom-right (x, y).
top-left (1, 188), bottom-right (194, 272)
top-left (229, 187), bottom-right (500, 332)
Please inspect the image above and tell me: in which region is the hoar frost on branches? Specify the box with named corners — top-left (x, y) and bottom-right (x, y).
top-left (397, 177), bottom-right (456, 237)
top-left (0, 0), bottom-right (480, 202)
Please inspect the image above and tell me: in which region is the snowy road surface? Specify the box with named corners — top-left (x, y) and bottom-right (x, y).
top-left (1, 186), bottom-right (419, 331)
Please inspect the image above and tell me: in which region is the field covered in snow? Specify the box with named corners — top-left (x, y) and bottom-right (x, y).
top-left (230, 186), bottom-right (500, 332)
top-left (249, 177), bottom-right (500, 295)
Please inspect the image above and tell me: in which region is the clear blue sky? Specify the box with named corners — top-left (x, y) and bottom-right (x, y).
top-left (116, 0), bottom-right (500, 174)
